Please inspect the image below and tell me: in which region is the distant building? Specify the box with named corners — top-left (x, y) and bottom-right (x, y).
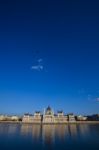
top-left (92, 114), bottom-right (99, 121)
top-left (33, 112), bottom-right (42, 123)
top-left (22, 113), bottom-right (31, 122)
top-left (43, 107), bottom-right (68, 123)
top-left (0, 115), bottom-right (6, 121)
top-left (0, 115), bottom-right (19, 121)
top-left (68, 113), bottom-right (76, 122)
top-left (1, 108), bottom-right (99, 123)
top-left (54, 111), bottom-right (68, 123)
top-left (11, 116), bottom-right (19, 121)
top-left (43, 106), bottom-right (55, 123)
top-left (87, 114), bottom-right (99, 121)
top-left (22, 106), bottom-right (69, 123)
top-left (22, 112), bottom-right (42, 123)
top-left (76, 115), bottom-right (87, 121)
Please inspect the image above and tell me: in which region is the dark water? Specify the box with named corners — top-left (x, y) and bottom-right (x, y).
top-left (0, 123), bottom-right (99, 150)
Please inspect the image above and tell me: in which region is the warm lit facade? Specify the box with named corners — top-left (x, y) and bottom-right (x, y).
top-left (0, 115), bottom-right (6, 121)
top-left (22, 106), bottom-right (69, 123)
top-left (76, 115), bottom-right (87, 121)
top-left (0, 115), bottom-right (19, 121)
top-left (22, 112), bottom-right (42, 123)
top-left (55, 111), bottom-right (68, 123)
top-left (43, 106), bottom-right (55, 123)
top-left (68, 113), bottom-right (76, 122)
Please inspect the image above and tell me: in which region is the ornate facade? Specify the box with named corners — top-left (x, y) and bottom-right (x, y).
top-left (22, 106), bottom-right (76, 123)
top-left (43, 106), bottom-right (55, 123)
top-left (22, 112), bottom-right (42, 123)
top-left (68, 113), bottom-right (76, 122)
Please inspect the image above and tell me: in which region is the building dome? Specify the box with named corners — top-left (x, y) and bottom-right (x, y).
top-left (45, 106), bottom-right (53, 115)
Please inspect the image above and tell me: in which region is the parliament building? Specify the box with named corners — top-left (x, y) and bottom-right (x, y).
top-left (22, 106), bottom-right (76, 123)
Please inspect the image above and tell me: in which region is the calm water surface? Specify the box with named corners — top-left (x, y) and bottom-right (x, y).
top-left (0, 123), bottom-right (99, 150)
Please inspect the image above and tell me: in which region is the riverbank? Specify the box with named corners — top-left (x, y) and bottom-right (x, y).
top-left (0, 121), bottom-right (99, 124)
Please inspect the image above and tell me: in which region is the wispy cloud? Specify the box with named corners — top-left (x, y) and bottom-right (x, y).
top-left (88, 96), bottom-right (99, 103)
top-left (96, 97), bottom-right (99, 102)
top-left (31, 58), bottom-right (44, 71)
top-left (31, 65), bottom-right (43, 71)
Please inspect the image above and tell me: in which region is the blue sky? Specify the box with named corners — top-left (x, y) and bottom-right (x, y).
top-left (0, 0), bottom-right (99, 115)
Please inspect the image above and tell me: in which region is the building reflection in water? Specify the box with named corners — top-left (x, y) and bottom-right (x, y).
top-left (42, 125), bottom-right (55, 146)
top-left (55, 125), bottom-right (69, 141)
top-left (20, 124), bottom-right (92, 145)
top-left (68, 124), bottom-right (91, 139)
top-left (21, 124), bottom-right (34, 136)
top-left (0, 123), bottom-right (20, 135)
top-left (21, 124), bottom-right (42, 143)
top-left (0, 124), bottom-right (7, 134)
top-left (78, 124), bottom-right (90, 138)
top-left (7, 124), bottom-right (19, 134)
top-left (31, 125), bottom-right (41, 140)
top-left (68, 124), bottom-right (78, 138)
